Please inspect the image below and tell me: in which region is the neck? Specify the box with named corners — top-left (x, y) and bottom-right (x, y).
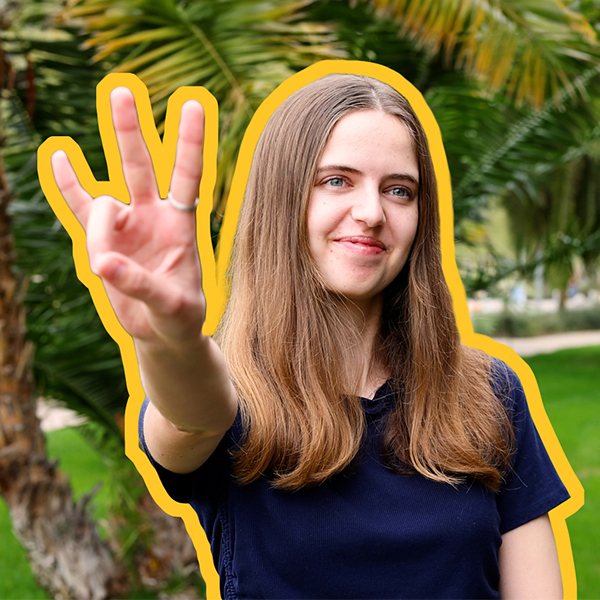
top-left (343, 295), bottom-right (388, 398)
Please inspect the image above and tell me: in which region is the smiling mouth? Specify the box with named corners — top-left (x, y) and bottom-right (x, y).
top-left (335, 236), bottom-right (386, 255)
top-left (338, 236), bottom-right (386, 249)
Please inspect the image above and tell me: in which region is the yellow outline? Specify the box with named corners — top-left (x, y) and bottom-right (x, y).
top-left (38, 60), bottom-right (583, 600)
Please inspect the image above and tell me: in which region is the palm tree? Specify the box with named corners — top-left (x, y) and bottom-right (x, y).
top-left (0, 57), bottom-right (123, 600)
top-left (351, 0), bottom-right (597, 106)
top-left (2, 5), bottom-right (203, 597)
top-left (501, 124), bottom-right (600, 305)
top-left (69, 0), bottom-right (600, 225)
top-left (444, 60), bottom-right (600, 295)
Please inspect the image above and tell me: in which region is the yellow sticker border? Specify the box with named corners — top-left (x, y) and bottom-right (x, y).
top-left (37, 59), bottom-right (583, 600)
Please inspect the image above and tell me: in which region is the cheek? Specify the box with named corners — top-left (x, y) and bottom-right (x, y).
top-left (393, 208), bottom-right (419, 245)
top-left (306, 201), bottom-right (320, 250)
top-left (306, 196), bottom-right (338, 245)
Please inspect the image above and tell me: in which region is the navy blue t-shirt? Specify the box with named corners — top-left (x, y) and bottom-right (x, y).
top-left (139, 360), bottom-right (569, 599)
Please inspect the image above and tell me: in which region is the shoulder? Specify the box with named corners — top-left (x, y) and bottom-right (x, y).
top-left (489, 356), bottom-right (521, 390)
top-left (488, 357), bottom-right (527, 413)
top-left (487, 358), bottom-right (570, 533)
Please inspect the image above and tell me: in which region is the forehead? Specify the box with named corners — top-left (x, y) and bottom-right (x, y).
top-left (318, 110), bottom-right (419, 179)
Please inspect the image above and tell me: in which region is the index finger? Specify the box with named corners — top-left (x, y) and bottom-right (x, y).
top-left (110, 87), bottom-right (159, 205)
top-left (169, 100), bottom-right (205, 209)
top-left (51, 150), bottom-right (93, 228)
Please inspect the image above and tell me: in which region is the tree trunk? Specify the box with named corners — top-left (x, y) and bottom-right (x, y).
top-left (0, 153), bottom-right (127, 599)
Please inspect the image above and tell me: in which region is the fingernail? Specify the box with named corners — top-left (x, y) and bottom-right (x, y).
top-left (106, 260), bottom-right (125, 282)
top-left (51, 150), bottom-right (67, 167)
top-left (110, 87), bottom-right (133, 101)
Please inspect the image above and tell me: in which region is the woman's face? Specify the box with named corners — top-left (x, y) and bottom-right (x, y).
top-left (307, 109), bottom-right (419, 313)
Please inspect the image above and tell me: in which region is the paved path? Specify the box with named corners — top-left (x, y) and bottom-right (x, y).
top-left (37, 398), bottom-right (87, 432)
top-left (493, 329), bottom-right (600, 357)
top-left (38, 329), bottom-right (600, 432)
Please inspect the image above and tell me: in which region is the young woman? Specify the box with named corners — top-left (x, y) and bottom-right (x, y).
top-left (51, 71), bottom-right (569, 599)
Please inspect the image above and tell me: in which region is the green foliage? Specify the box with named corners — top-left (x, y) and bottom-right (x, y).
top-left (472, 306), bottom-right (600, 337)
top-left (500, 117), bottom-right (600, 290)
top-left (3, 24), bottom-right (127, 441)
top-left (526, 346), bottom-right (600, 599)
top-left (77, 421), bottom-right (154, 570)
top-left (353, 0), bottom-right (599, 107)
top-left (45, 427), bottom-right (111, 526)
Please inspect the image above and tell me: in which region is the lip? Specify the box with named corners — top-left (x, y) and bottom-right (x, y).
top-left (337, 236), bottom-right (386, 250)
top-left (335, 236), bottom-right (387, 256)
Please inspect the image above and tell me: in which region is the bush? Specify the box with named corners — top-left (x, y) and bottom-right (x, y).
top-left (472, 306), bottom-right (600, 337)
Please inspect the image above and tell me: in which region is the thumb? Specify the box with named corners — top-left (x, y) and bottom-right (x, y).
top-left (94, 251), bottom-right (174, 314)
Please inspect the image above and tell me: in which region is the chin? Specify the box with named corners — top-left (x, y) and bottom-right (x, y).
top-left (329, 284), bottom-right (385, 307)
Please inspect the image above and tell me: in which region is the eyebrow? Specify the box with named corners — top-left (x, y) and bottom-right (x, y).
top-left (317, 165), bottom-right (419, 186)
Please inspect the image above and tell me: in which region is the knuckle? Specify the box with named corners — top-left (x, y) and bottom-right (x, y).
top-left (173, 162), bottom-right (200, 183)
top-left (165, 291), bottom-right (196, 318)
top-left (164, 290), bottom-right (205, 322)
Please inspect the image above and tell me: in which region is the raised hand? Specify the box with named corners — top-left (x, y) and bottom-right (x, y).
top-left (51, 87), bottom-right (207, 345)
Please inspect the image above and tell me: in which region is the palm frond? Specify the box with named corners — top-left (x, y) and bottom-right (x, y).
top-left (363, 0), bottom-right (599, 106)
top-left (2, 21), bottom-right (126, 437)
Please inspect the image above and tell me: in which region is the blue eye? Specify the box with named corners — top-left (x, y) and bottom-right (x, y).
top-left (390, 186), bottom-right (411, 198)
top-left (325, 177), bottom-right (345, 187)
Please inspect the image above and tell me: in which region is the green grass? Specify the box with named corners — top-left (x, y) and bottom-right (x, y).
top-left (0, 348), bottom-right (598, 598)
top-left (46, 427), bottom-right (111, 526)
top-left (525, 346), bottom-right (600, 599)
top-left (0, 502), bottom-right (49, 600)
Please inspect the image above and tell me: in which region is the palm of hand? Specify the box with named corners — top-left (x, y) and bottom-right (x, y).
top-left (52, 87), bottom-right (207, 344)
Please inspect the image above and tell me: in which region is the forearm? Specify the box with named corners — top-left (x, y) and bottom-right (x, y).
top-left (136, 334), bottom-right (238, 435)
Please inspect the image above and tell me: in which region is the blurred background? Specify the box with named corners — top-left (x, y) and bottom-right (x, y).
top-left (1, 0), bottom-right (599, 598)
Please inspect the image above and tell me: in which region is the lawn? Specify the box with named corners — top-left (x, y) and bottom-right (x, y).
top-left (0, 345), bottom-right (598, 598)
top-left (525, 346), bottom-right (600, 599)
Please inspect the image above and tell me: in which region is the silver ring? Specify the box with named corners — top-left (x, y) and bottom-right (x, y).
top-left (167, 191), bottom-right (199, 212)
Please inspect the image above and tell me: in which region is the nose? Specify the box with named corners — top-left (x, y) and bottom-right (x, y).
top-left (351, 184), bottom-right (385, 228)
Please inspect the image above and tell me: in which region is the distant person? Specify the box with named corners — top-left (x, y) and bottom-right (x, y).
top-left (511, 282), bottom-right (528, 306)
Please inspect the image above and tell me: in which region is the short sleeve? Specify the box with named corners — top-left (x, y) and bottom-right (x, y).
top-left (138, 398), bottom-right (231, 504)
top-left (491, 360), bottom-right (570, 534)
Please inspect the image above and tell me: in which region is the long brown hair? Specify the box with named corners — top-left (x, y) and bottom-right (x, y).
top-left (216, 73), bottom-right (513, 491)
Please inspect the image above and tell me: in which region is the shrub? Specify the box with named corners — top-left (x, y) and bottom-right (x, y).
top-left (472, 306), bottom-right (600, 337)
